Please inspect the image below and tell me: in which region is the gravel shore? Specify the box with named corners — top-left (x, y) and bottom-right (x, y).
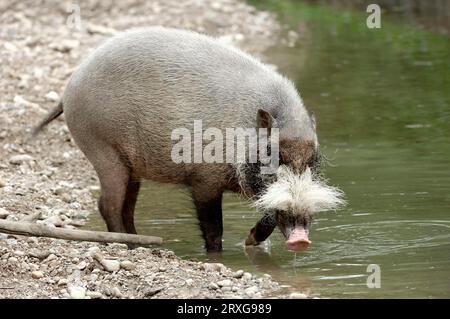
top-left (0, 0), bottom-right (300, 298)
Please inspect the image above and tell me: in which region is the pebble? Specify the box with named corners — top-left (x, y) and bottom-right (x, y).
top-left (289, 292), bottom-right (308, 299)
top-left (244, 286), bottom-right (259, 297)
top-left (76, 261), bottom-right (87, 270)
top-left (0, 177), bottom-right (6, 188)
top-left (44, 254), bottom-right (57, 263)
top-left (100, 259), bottom-right (121, 272)
top-left (209, 282), bottom-right (219, 290)
top-left (31, 271), bottom-right (44, 279)
top-left (57, 278), bottom-right (68, 286)
top-left (120, 260), bottom-right (136, 271)
top-left (14, 250), bottom-right (25, 256)
top-left (143, 286), bottom-right (163, 298)
top-left (112, 287), bottom-right (123, 298)
top-left (68, 286), bottom-right (86, 299)
top-left (202, 262), bottom-right (225, 272)
top-left (0, 208), bottom-right (10, 219)
top-left (217, 279), bottom-right (232, 287)
top-left (43, 215), bottom-right (63, 227)
top-left (86, 291), bottom-right (103, 299)
top-left (86, 24), bottom-right (117, 36)
top-left (242, 272), bottom-right (253, 280)
top-left (9, 154), bottom-right (34, 165)
top-left (86, 246), bottom-right (100, 257)
top-left (232, 270), bottom-right (244, 278)
top-left (28, 249), bottom-right (51, 260)
top-left (45, 91), bottom-right (60, 102)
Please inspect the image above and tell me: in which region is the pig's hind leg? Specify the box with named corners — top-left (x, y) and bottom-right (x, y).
top-left (90, 146), bottom-right (130, 234)
top-left (121, 179), bottom-right (140, 234)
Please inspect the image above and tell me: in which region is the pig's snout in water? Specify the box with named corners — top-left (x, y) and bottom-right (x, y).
top-left (286, 227), bottom-right (311, 251)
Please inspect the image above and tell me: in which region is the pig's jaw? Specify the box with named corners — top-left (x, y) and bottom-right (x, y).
top-left (253, 166), bottom-right (346, 214)
top-left (285, 227), bottom-right (311, 251)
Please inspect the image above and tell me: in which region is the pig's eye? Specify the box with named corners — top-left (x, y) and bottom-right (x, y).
top-left (279, 151), bottom-right (288, 165)
top-left (308, 152), bottom-right (322, 174)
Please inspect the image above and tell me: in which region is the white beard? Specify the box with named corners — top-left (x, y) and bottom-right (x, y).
top-left (253, 166), bottom-right (346, 214)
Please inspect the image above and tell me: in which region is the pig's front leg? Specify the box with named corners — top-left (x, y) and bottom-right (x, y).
top-left (245, 214), bottom-right (276, 246)
top-left (192, 186), bottom-right (224, 252)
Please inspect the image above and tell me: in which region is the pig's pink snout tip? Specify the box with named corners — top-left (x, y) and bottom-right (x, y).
top-left (285, 238), bottom-right (311, 252)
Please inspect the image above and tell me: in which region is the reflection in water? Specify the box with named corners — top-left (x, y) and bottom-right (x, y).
top-left (89, 1), bottom-right (450, 298)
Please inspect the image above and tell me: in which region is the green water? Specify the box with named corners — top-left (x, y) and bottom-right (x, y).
top-left (89, 1), bottom-right (450, 298)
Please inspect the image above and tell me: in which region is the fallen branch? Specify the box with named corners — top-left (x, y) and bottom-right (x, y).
top-left (0, 219), bottom-right (162, 247)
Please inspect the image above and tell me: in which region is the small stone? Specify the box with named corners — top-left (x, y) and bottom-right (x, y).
top-left (86, 291), bottom-right (103, 299)
top-left (100, 259), bottom-right (120, 272)
top-left (262, 273), bottom-right (272, 279)
top-left (244, 286), bottom-right (259, 297)
top-left (45, 91), bottom-right (60, 102)
top-left (9, 154), bottom-right (34, 165)
top-left (0, 177), bottom-right (6, 188)
top-left (0, 208), bottom-right (10, 219)
top-left (87, 185), bottom-right (100, 192)
top-left (31, 271), bottom-right (44, 279)
top-left (112, 287), bottom-right (123, 298)
top-left (28, 249), bottom-right (51, 260)
top-left (143, 286), bottom-right (163, 298)
top-left (209, 283), bottom-right (219, 290)
top-left (289, 292), bottom-right (308, 299)
top-left (57, 278), bottom-right (68, 286)
top-left (44, 254), bottom-right (57, 263)
top-left (85, 246), bottom-right (100, 257)
top-left (185, 279), bottom-right (194, 286)
top-left (43, 215), bottom-right (63, 227)
top-left (233, 270), bottom-right (244, 278)
top-left (202, 262), bottom-right (225, 272)
top-left (242, 272), bottom-right (253, 280)
top-left (68, 286), bottom-right (86, 299)
top-left (13, 250), bottom-right (25, 256)
top-left (86, 24), bottom-right (117, 36)
top-left (217, 279), bottom-right (232, 287)
top-left (120, 260), bottom-right (135, 271)
top-left (88, 274), bottom-right (98, 283)
top-left (76, 261), bottom-right (87, 270)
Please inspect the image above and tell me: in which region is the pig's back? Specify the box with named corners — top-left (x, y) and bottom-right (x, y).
top-left (64, 27), bottom-right (287, 128)
top-left (62, 27), bottom-right (299, 177)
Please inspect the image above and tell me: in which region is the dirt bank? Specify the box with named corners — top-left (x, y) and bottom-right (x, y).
top-left (0, 0), bottom-right (301, 298)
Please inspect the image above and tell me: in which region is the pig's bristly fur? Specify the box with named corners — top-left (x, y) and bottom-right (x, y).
top-left (253, 166), bottom-right (345, 214)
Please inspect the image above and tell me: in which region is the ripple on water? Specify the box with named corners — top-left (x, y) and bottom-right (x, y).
top-left (294, 220), bottom-right (450, 267)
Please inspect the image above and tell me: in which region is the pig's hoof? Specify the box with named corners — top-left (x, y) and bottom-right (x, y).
top-left (244, 234), bottom-right (259, 246)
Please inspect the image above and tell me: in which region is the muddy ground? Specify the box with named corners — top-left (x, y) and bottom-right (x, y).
top-left (0, 0), bottom-right (302, 298)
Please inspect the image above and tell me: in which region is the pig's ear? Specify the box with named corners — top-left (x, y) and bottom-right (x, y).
top-left (256, 109), bottom-right (275, 129)
top-left (310, 113), bottom-right (317, 132)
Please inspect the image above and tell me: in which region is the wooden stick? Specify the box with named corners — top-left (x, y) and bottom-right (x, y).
top-left (0, 219), bottom-right (162, 246)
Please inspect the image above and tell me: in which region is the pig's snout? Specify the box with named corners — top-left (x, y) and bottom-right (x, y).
top-left (286, 227), bottom-right (311, 251)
